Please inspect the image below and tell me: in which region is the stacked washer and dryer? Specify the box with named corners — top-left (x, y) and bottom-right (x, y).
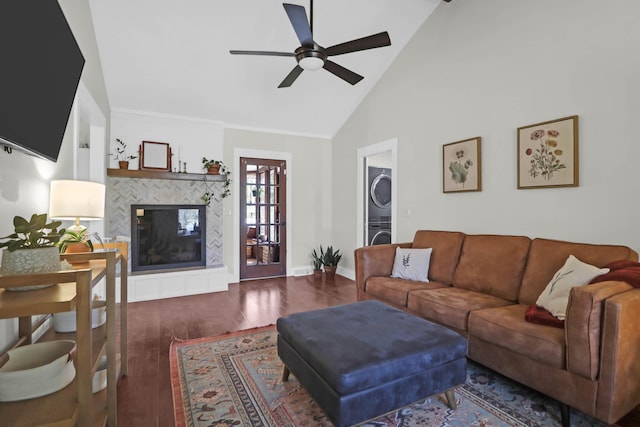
top-left (367, 167), bottom-right (392, 245)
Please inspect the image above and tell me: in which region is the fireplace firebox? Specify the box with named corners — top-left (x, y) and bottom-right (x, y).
top-left (131, 204), bottom-right (206, 273)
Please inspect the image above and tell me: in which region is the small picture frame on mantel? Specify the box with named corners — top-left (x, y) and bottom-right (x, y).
top-left (139, 141), bottom-right (172, 171)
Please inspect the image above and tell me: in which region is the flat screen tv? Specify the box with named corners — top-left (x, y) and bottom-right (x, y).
top-left (0, 1), bottom-right (85, 162)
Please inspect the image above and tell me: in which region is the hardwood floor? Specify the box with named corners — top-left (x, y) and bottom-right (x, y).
top-left (116, 274), bottom-right (357, 426)
top-left (116, 274), bottom-right (640, 427)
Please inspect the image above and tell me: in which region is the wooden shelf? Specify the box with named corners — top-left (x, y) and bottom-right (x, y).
top-left (0, 245), bottom-right (128, 427)
top-left (107, 168), bottom-right (226, 182)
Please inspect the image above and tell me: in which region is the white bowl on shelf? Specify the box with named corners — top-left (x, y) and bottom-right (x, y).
top-left (0, 340), bottom-right (76, 402)
top-left (93, 355), bottom-right (108, 393)
top-left (53, 300), bottom-right (107, 333)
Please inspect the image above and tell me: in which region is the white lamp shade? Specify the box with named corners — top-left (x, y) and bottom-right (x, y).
top-left (49, 180), bottom-right (105, 221)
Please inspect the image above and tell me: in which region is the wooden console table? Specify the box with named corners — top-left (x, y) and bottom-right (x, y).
top-left (0, 244), bottom-right (128, 426)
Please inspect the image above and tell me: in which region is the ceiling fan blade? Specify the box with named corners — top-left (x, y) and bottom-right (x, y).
top-left (323, 60), bottom-right (364, 85)
top-left (230, 50), bottom-right (295, 57)
top-left (283, 3), bottom-right (313, 47)
top-left (278, 65), bottom-right (304, 88)
top-left (325, 31), bottom-right (391, 57)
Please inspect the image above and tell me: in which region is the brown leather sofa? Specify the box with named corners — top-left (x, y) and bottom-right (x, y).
top-left (354, 230), bottom-right (640, 425)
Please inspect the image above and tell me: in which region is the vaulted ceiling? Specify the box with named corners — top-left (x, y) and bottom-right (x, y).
top-left (89, 0), bottom-right (442, 138)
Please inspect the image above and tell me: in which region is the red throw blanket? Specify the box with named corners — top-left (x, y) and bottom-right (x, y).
top-left (525, 259), bottom-right (640, 329)
top-left (589, 260), bottom-right (640, 288)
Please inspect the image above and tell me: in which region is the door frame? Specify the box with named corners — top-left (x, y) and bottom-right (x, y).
top-left (356, 138), bottom-right (398, 248)
top-left (233, 148), bottom-right (293, 282)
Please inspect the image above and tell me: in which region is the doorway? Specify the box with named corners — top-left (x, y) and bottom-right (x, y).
top-left (239, 158), bottom-right (287, 280)
top-left (356, 138), bottom-right (397, 248)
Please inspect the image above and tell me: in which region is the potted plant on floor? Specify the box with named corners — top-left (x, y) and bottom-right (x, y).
top-left (0, 213), bottom-right (65, 290)
top-left (311, 248), bottom-right (323, 279)
top-left (320, 245), bottom-right (342, 280)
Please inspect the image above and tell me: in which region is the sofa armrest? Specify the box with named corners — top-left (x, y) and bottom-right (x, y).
top-left (595, 288), bottom-right (640, 423)
top-left (565, 281), bottom-right (633, 380)
top-left (354, 243), bottom-right (411, 295)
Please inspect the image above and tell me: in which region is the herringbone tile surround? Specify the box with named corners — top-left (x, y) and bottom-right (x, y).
top-left (106, 176), bottom-right (224, 267)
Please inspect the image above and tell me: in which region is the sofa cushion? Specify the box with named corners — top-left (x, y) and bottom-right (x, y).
top-left (536, 255), bottom-right (609, 320)
top-left (452, 234), bottom-right (531, 302)
top-left (391, 247), bottom-right (432, 282)
top-left (468, 304), bottom-right (566, 370)
top-left (412, 230), bottom-right (465, 284)
top-left (366, 277), bottom-right (448, 307)
top-left (519, 238), bottom-right (638, 305)
top-left (407, 287), bottom-right (513, 332)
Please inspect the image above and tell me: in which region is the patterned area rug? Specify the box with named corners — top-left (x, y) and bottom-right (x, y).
top-left (170, 326), bottom-right (604, 427)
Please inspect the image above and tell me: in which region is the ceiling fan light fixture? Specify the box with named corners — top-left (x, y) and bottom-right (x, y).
top-left (298, 56), bottom-right (324, 71)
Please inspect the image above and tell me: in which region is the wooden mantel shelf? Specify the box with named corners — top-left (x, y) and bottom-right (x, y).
top-left (107, 168), bottom-right (226, 182)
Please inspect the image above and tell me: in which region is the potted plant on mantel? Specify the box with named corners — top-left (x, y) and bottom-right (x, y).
top-left (320, 245), bottom-right (342, 280)
top-left (111, 138), bottom-right (137, 169)
top-left (201, 158), bottom-right (232, 206)
top-left (0, 214), bottom-right (65, 291)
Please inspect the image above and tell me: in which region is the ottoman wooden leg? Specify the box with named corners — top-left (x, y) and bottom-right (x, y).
top-left (282, 366), bottom-right (290, 382)
top-left (444, 389), bottom-right (457, 410)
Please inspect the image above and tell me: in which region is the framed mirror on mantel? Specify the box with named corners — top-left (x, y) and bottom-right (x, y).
top-left (139, 141), bottom-right (172, 171)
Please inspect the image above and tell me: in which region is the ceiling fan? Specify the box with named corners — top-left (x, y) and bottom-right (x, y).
top-left (230, 1), bottom-right (391, 88)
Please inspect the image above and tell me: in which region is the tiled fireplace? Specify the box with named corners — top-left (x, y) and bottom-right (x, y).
top-left (106, 170), bottom-right (228, 301)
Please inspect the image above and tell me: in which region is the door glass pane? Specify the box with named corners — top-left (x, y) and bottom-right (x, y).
top-left (241, 159), bottom-right (286, 277)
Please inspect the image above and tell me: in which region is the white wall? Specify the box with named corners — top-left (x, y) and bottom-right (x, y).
top-left (332, 0), bottom-right (640, 272)
top-left (224, 128), bottom-right (333, 278)
top-left (109, 110), bottom-right (224, 172)
top-left (0, 2), bottom-right (110, 353)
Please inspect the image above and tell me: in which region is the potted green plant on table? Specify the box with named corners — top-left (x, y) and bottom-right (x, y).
top-left (58, 228), bottom-right (94, 253)
top-left (0, 214), bottom-right (65, 290)
top-left (320, 245), bottom-right (342, 280)
top-left (111, 138), bottom-right (137, 169)
top-left (311, 248), bottom-right (323, 279)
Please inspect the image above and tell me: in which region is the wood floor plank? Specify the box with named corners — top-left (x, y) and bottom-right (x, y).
top-left (117, 275), bottom-right (356, 426)
top-left (116, 274), bottom-right (639, 427)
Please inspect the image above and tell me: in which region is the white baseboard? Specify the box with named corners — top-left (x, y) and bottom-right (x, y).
top-left (292, 265), bottom-right (354, 280)
top-left (292, 266), bottom-right (313, 277)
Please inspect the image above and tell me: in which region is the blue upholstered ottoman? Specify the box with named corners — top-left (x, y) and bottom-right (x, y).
top-left (276, 300), bottom-right (467, 427)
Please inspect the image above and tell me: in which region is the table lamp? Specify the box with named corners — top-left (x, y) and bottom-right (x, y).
top-left (49, 179), bottom-right (105, 233)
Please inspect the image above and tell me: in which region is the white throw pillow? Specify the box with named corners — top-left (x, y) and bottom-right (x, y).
top-left (391, 248), bottom-right (432, 282)
top-left (536, 255), bottom-right (609, 320)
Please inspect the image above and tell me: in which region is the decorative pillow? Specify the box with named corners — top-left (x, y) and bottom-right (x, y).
top-left (391, 248), bottom-right (432, 282)
top-left (524, 304), bottom-right (565, 329)
top-left (536, 255), bottom-right (609, 320)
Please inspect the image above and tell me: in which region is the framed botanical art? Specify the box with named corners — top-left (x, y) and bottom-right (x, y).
top-left (443, 137), bottom-right (481, 193)
top-left (517, 115), bottom-right (578, 189)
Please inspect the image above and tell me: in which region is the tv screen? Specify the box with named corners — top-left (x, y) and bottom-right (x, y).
top-left (0, 1), bottom-right (85, 162)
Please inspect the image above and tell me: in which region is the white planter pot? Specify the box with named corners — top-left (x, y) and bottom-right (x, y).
top-left (0, 247), bottom-right (61, 291)
top-left (53, 300), bottom-right (107, 333)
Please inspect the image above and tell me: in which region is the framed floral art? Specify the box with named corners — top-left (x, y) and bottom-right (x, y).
top-left (517, 115), bottom-right (579, 189)
top-left (443, 137), bottom-right (481, 193)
